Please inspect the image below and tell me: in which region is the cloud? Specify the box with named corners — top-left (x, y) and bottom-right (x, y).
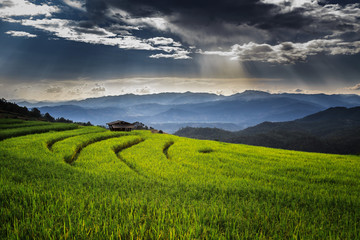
top-left (1, 0), bottom-right (360, 64)
top-left (91, 87), bottom-right (105, 92)
top-left (294, 89), bottom-right (304, 93)
top-left (216, 90), bottom-right (224, 95)
top-left (259, 1), bottom-right (360, 36)
top-left (100, 1), bottom-right (277, 46)
top-left (5, 30), bottom-right (37, 38)
top-left (46, 86), bottom-right (63, 93)
top-left (4, 17), bottom-right (191, 59)
top-left (202, 39), bottom-right (360, 63)
top-left (0, 0), bottom-right (59, 17)
top-left (147, 37), bottom-right (181, 46)
top-left (347, 83), bottom-right (360, 90)
top-left (62, 0), bottom-right (85, 11)
top-left (135, 87), bottom-right (151, 94)
top-left (115, 14), bottom-right (169, 32)
top-left (0, 1), bottom-right (14, 8)
top-left (78, 0), bottom-right (360, 60)
top-left (18, 18), bottom-right (144, 48)
top-left (68, 88), bottom-right (82, 96)
top-left (260, 0), bottom-right (317, 13)
top-left (91, 84), bottom-right (106, 92)
top-left (149, 51), bottom-right (191, 60)
top-left (95, 0), bottom-right (314, 45)
top-left (304, 4), bottom-right (360, 39)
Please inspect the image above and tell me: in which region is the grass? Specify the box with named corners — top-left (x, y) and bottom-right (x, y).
top-left (0, 120), bottom-right (52, 130)
top-left (0, 119), bottom-right (359, 239)
top-left (0, 122), bottom-right (79, 140)
top-left (0, 118), bottom-right (24, 124)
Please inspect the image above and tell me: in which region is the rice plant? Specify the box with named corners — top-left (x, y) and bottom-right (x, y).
top-left (1, 119), bottom-right (359, 239)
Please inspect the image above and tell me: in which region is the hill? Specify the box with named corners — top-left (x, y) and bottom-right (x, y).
top-left (175, 106), bottom-right (360, 154)
top-left (16, 91), bottom-right (360, 132)
top-left (1, 119), bottom-right (360, 239)
top-left (0, 98), bottom-right (91, 126)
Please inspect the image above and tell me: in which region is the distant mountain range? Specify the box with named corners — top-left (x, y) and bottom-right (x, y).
top-left (175, 107), bottom-right (360, 155)
top-left (17, 91), bottom-right (360, 133)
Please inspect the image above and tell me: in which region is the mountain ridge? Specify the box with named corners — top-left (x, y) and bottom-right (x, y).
top-left (16, 91), bottom-right (360, 133)
top-left (174, 106), bottom-right (360, 154)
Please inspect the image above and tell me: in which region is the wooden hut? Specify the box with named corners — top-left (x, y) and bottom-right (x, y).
top-left (106, 120), bottom-right (135, 131)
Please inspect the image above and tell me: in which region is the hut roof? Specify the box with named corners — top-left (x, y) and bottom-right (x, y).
top-left (112, 125), bottom-right (135, 129)
top-left (106, 120), bottom-right (132, 126)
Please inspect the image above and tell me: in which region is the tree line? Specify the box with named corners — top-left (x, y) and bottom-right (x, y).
top-left (0, 98), bottom-right (92, 126)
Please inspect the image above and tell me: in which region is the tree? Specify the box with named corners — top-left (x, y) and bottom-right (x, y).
top-left (44, 112), bottom-right (55, 122)
top-left (56, 117), bottom-right (73, 123)
top-left (133, 121), bottom-right (148, 130)
top-left (30, 108), bottom-right (42, 118)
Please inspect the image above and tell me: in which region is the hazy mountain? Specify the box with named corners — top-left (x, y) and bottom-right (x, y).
top-left (124, 103), bottom-right (171, 117)
top-left (58, 92), bottom-right (224, 108)
top-left (17, 92), bottom-right (223, 108)
top-left (150, 122), bottom-right (241, 133)
top-left (227, 90), bottom-right (272, 101)
top-left (279, 93), bottom-right (360, 108)
top-left (38, 105), bottom-right (126, 126)
top-left (175, 107), bottom-right (360, 154)
top-left (21, 91), bottom-right (360, 133)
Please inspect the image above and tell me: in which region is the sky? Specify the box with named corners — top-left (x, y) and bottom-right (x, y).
top-left (0, 0), bottom-right (360, 101)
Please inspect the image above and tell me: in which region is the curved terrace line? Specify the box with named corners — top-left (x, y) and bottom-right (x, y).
top-left (46, 130), bottom-right (105, 151)
top-left (114, 138), bottom-right (146, 176)
top-left (0, 122), bottom-right (51, 130)
top-left (198, 148), bottom-right (214, 153)
top-left (163, 141), bottom-right (174, 159)
top-left (65, 135), bottom-right (129, 164)
top-left (0, 125), bottom-right (79, 141)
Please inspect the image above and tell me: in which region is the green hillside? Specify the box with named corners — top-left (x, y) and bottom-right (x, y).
top-left (175, 107), bottom-right (360, 155)
top-left (1, 119), bottom-right (359, 239)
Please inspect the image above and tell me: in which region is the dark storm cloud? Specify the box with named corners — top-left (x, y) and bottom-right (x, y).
top-left (105, 0), bottom-right (276, 23)
top-left (202, 39), bottom-right (360, 64)
top-left (94, 0), bottom-right (306, 29)
top-left (83, 0), bottom-right (311, 46)
top-left (254, 8), bottom-right (311, 30)
top-left (81, 0), bottom-right (360, 49)
top-left (3, 0), bottom-right (359, 61)
top-left (319, 0), bottom-right (360, 6)
top-left (85, 0), bottom-right (107, 23)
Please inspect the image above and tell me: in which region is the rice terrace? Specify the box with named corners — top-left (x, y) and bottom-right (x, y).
top-left (1, 118), bottom-right (359, 239)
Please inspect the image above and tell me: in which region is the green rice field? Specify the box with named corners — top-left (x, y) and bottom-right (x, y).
top-left (0, 118), bottom-right (359, 239)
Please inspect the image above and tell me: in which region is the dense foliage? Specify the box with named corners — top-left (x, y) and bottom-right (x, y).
top-left (0, 98), bottom-right (92, 125)
top-left (1, 119), bottom-right (359, 239)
